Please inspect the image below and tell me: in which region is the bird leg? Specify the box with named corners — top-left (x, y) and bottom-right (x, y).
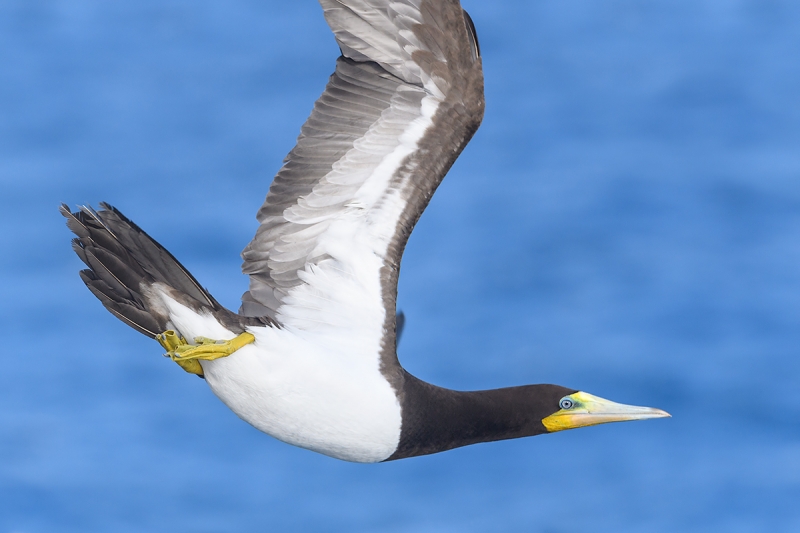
top-left (156, 330), bottom-right (256, 376)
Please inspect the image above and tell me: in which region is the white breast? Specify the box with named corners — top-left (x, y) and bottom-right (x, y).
top-left (200, 324), bottom-right (402, 464)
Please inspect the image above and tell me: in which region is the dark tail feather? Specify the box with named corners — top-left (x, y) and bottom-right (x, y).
top-left (61, 203), bottom-right (220, 338)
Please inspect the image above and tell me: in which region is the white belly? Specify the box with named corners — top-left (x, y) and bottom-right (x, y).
top-left (199, 325), bottom-right (402, 463)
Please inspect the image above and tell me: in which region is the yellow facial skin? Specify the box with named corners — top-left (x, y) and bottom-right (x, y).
top-left (542, 391), bottom-right (670, 433)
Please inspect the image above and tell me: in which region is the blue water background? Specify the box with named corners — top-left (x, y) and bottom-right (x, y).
top-left (2, 1), bottom-right (799, 531)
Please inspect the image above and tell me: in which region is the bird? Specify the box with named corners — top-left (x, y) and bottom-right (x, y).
top-left (61, 0), bottom-right (669, 463)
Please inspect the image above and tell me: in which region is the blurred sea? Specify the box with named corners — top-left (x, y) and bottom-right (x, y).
top-left (2, 0), bottom-right (799, 531)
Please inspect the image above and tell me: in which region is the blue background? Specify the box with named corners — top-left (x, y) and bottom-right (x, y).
top-left (2, 0), bottom-right (800, 531)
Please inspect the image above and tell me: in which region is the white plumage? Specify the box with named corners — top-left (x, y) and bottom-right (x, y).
top-left (63, 0), bottom-right (490, 462)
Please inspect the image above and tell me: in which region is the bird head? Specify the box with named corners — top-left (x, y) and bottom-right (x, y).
top-left (540, 389), bottom-right (670, 432)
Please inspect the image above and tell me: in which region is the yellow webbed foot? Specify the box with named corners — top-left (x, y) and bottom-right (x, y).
top-left (156, 330), bottom-right (255, 376)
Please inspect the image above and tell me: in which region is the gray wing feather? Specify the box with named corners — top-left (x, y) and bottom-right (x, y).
top-left (241, 58), bottom-right (425, 317)
top-left (241, 0), bottom-right (483, 320)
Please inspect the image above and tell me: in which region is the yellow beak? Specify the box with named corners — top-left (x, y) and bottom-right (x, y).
top-left (542, 391), bottom-right (671, 433)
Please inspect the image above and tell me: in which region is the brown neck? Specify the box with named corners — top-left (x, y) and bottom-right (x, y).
top-left (385, 371), bottom-right (576, 461)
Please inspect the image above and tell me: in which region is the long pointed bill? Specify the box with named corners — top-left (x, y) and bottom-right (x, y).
top-left (542, 391), bottom-right (671, 433)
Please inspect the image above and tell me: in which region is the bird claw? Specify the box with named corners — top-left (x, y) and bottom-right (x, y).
top-left (156, 330), bottom-right (255, 376)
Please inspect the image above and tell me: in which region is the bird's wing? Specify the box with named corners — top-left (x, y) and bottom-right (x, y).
top-left (241, 0), bottom-right (484, 359)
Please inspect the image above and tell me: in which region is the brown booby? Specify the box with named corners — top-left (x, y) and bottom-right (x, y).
top-left (62, 0), bottom-right (669, 463)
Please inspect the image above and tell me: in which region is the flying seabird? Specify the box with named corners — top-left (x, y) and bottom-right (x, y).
top-left (62, 0), bottom-right (669, 463)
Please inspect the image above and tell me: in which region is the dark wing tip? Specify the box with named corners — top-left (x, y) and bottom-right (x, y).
top-left (463, 10), bottom-right (481, 61)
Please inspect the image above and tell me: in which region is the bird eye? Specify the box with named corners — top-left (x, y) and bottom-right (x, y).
top-left (559, 397), bottom-right (574, 410)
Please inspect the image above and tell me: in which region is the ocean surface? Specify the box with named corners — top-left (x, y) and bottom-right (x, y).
top-left (2, 1), bottom-right (799, 531)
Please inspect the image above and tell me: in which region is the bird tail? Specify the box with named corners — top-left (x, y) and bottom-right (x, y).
top-left (60, 203), bottom-right (222, 338)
